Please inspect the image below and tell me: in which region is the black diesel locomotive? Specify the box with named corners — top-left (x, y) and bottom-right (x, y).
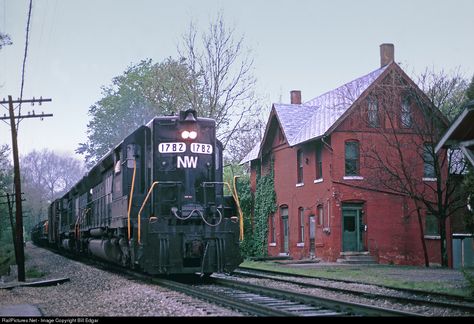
top-left (40, 110), bottom-right (243, 275)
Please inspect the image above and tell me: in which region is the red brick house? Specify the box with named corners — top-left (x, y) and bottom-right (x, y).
top-left (241, 44), bottom-right (452, 267)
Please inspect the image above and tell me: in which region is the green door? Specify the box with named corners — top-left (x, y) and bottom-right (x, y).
top-left (342, 205), bottom-right (363, 252)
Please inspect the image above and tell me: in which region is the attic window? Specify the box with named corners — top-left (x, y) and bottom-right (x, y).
top-left (367, 97), bottom-right (379, 127)
top-left (401, 97), bottom-right (412, 128)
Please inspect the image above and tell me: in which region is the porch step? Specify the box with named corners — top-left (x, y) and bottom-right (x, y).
top-left (336, 253), bottom-right (377, 264)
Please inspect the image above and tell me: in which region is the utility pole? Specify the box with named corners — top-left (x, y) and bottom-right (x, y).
top-left (0, 95), bottom-right (52, 282)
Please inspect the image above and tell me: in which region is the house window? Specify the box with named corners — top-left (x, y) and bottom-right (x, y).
top-left (269, 213), bottom-right (276, 243)
top-left (317, 204), bottom-right (323, 226)
top-left (299, 207), bottom-right (305, 243)
top-left (315, 142), bottom-right (323, 180)
top-left (425, 214), bottom-right (439, 236)
top-left (345, 141), bottom-right (360, 176)
top-left (401, 97), bottom-right (412, 128)
top-left (367, 97), bottom-right (379, 127)
top-left (423, 143), bottom-right (436, 178)
top-left (297, 149), bottom-right (304, 184)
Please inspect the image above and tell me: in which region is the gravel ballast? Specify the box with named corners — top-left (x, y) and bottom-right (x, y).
top-left (0, 243), bottom-right (241, 317)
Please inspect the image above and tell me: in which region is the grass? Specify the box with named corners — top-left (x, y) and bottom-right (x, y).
top-left (25, 266), bottom-right (46, 279)
top-left (0, 244), bottom-right (15, 277)
top-left (240, 260), bottom-right (472, 297)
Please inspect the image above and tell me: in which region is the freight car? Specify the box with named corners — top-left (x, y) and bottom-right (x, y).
top-left (40, 109), bottom-right (243, 276)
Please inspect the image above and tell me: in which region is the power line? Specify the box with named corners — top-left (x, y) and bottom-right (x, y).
top-left (18, 0), bottom-right (34, 131)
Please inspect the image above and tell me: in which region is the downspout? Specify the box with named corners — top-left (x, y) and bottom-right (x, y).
top-left (323, 135), bottom-right (332, 234)
top-left (321, 135), bottom-right (333, 151)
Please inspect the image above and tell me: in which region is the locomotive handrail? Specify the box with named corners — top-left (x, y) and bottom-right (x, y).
top-left (232, 176), bottom-right (244, 241)
top-left (202, 180), bottom-right (245, 240)
top-left (127, 159), bottom-right (137, 241)
top-left (136, 181), bottom-right (182, 244)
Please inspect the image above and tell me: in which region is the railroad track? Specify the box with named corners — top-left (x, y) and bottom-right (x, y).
top-left (234, 267), bottom-right (474, 314)
top-left (153, 276), bottom-right (421, 316)
top-left (48, 248), bottom-right (421, 316)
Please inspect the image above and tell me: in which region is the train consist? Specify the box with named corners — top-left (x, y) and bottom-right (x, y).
top-left (31, 110), bottom-right (243, 276)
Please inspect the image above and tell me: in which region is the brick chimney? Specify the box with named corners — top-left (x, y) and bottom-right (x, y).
top-left (290, 90), bottom-right (301, 104)
top-left (380, 43), bottom-right (394, 67)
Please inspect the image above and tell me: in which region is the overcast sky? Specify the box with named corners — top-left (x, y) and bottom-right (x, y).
top-left (1, 0), bottom-right (473, 163)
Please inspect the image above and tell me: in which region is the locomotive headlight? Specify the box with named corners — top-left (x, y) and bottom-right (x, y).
top-left (181, 130), bottom-right (197, 140)
top-left (181, 130), bottom-right (190, 139)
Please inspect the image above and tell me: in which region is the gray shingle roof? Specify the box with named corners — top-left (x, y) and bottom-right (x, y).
top-left (239, 143), bottom-right (260, 164)
top-left (239, 64), bottom-right (389, 164)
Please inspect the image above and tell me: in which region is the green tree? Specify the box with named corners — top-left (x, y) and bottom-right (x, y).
top-left (77, 58), bottom-right (195, 167)
top-left (466, 75), bottom-right (474, 103)
top-left (0, 145), bottom-right (13, 243)
top-left (462, 75), bottom-right (474, 233)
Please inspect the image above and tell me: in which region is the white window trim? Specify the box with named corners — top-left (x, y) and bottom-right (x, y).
top-left (343, 176), bottom-right (364, 180)
top-left (296, 242), bottom-right (305, 247)
top-left (313, 178), bottom-right (323, 184)
top-left (296, 183), bottom-right (304, 187)
top-left (268, 242), bottom-right (277, 247)
top-left (424, 235), bottom-right (440, 240)
top-left (422, 177), bottom-right (437, 182)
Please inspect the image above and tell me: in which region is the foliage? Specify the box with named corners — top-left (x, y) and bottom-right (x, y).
top-left (416, 67), bottom-right (469, 121)
top-left (222, 165), bottom-right (254, 257)
top-left (462, 75), bottom-right (474, 233)
top-left (0, 32), bottom-right (12, 49)
top-left (251, 163), bottom-right (276, 258)
top-left (463, 165), bottom-right (474, 233)
top-left (0, 244), bottom-right (14, 277)
top-left (466, 75), bottom-right (474, 103)
top-left (236, 176), bottom-right (254, 257)
top-left (77, 58), bottom-right (195, 167)
top-left (25, 266), bottom-right (46, 278)
top-left (77, 14), bottom-right (261, 167)
top-left (21, 149), bottom-right (85, 227)
top-left (0, 145), bottom-right (13, 243)
top-left (177, 12), bottom-right (260, 151)
top-left (461, 267), bottom-right (474, 297)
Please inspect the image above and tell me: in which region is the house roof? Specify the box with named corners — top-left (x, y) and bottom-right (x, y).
top-left (435, 100), bottom-right (474, 166)
top-left (435, 101), bottom-right (474, 152)
top-left (240, 64), bottom-right (389, 164)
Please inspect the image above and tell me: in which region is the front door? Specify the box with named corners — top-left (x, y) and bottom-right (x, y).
top-left (342, 204), bottom-right (364, 252)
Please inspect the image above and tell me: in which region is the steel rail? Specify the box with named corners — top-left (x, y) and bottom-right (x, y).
top-left (210, 277), bottom-right (422, 316)
top-left (238, 266), bottom-right (474, 304)
top-left (151, 277), bottom-right (295, 316)
top-left (234, 268), bottom-right (474, 314)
